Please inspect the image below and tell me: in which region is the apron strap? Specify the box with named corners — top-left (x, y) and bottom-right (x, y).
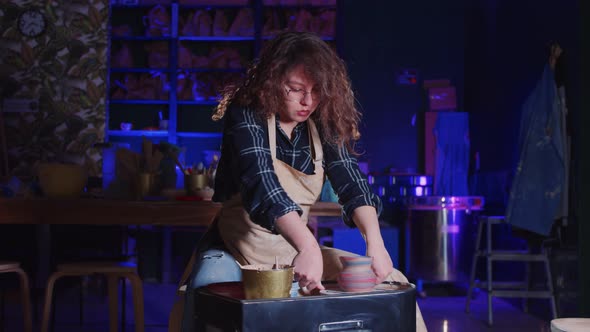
top-left (268, 114), bottom-right (277, 160)
top-left (268, 114), bottom-right (323, 162)
top-left (307, 119), bottom-right (323, 162)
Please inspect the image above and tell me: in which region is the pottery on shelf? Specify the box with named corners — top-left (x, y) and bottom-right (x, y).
top-left (37, 163), bottom-right (87, 198)
top-left (337, 255), bottom-right (377, 292)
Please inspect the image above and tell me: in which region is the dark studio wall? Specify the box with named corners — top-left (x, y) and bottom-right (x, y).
top-left (339, 0), bottom-right (578, 175)
top-left (464, 0), bottom-right (579, 173)
top-left (579, 0), bottom-right (590, 318)
top-left (338, 0), bottom-right (465, 174)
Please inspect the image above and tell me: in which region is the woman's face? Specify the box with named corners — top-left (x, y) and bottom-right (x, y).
top-left (277, 64), bottom-right (320, 127)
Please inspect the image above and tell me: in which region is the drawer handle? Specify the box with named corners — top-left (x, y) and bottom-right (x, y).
top-left (319, 320), bottom-right (364, 331)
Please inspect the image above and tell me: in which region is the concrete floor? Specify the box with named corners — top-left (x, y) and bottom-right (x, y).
top-left (1, 278), bottom-right (560, 332)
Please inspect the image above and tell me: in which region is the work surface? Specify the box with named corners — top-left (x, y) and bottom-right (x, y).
top-left (0, 198), bottom-right (342, 226)
top-left (0, 198), bottom-right (342, 285)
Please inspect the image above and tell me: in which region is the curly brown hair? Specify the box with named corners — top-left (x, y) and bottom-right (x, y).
top-left (213, 31), bottom-right (361, 152)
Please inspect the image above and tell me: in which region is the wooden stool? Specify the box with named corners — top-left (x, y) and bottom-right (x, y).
top-left (168, 250), bottom-right (195, 332)
top-left (0, 261), bottom-right (32, 332)
top-left (41, 261), bottom-right (144, 332)
top-left (167, 284), bottom-right (186, 332)
top-left (551, 318), bottom-right (590, 332)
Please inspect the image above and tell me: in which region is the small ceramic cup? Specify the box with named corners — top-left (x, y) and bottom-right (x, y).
top-left (184, 173), bottom-right (208, 195)
top-left (337, 255), bottom-right (377, 292)
top-left (120, 122), bottom-right (133, 131)
top-left (159, 119), bottom-right (169, 130)
top-left (135, 172), bottom-right (159, 198)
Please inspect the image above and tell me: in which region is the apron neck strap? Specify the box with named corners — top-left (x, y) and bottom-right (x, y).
top-left (268, 114), bottom-right (323, 162)
top-left (307, 118), bottom-right (323, 162)
top-left (268, 114), bottom-right (277, 160)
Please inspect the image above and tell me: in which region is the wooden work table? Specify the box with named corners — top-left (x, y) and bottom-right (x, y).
top-left (0, 198), bottom-right (341, 225)
top-left (0, 198), bottom-right (222, 226)
top-left (0, 197), bottom-right (342, 284)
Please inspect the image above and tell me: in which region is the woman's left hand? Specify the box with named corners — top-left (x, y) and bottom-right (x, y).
top-left (366, 243), bottom-right (394, 284)
top-left (350, 206), bottom-right (394, 283)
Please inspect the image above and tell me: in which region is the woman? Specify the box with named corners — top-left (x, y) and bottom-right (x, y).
top-left (181, 31), bottom-right (427, 331)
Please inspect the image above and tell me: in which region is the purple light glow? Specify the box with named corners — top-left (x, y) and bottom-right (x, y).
top-left (442, 225), bottom-right (460, 234)
top-left (415, 186), bottom-right (424, 197)
top-left (389, 176), bottom-right (396, 185)
top-left (419, 176), bottom-right (427, 186)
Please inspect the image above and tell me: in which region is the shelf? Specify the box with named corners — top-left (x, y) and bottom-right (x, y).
top-left (262, 5), bottom-right (336, 9)
top-left (108, 130), bottom-right (169, 137)
top-left (111, 67), bottom-right (244, 73)
top-left (109, 99), bottom-right (219, 106)
top-left (109, 99), bottom-right (170, 105)
top-left (178, 4), bottom-right (251, 9)
top-left (261, 35), bottom-right (334, 41)
top-left (177, 132), bottom-right (223, 138)
top-left (112, 36), bottom-right (173, 41)
top-left (178, 36), bottom-right (255, 42)
top-left (177, 100), bottom-right (219, 106)
top-left (111, 4), bottom-right (171, 9)
top-left (111, 68), bottom-right (171, 73)
top-left (107, 130), bottom-right (222, 138)
top-left (180, 68), bottom-right (246, 73)
top-left (107, 0), bottom-right (337, 151)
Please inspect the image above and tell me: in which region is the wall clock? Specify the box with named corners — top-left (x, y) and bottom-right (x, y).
top-left (17, 8), bottom-right (47, 38)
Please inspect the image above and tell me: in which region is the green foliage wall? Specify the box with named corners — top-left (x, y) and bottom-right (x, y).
top-left (1, 0), bottom-right (108, 177)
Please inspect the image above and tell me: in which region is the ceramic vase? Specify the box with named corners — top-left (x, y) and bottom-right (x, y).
top-left (37, 163), bottom-right (87, 198)
top-left (337, 256), bottom-right (377, 292)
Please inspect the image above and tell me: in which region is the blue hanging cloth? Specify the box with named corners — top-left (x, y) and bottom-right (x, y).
top-left (434, 112), bottom-right (470, 196)
top-left (505, 64), bottom-right (566, 236)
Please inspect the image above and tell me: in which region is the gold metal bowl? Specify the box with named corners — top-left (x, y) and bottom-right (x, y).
top-left (241, 264), bottom-right (294, 299)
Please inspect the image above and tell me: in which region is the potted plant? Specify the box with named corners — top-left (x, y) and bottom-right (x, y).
top-left (31, 92), bottom-right (99, 198)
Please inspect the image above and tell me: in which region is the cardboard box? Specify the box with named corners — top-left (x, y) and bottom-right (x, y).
top-left (428, 86), bottom-right (457, 111)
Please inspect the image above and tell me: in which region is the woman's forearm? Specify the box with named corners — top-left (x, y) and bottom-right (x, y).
top-left (274, 211), bottom-right (320, 252)
top-left (351, 205), bottom-right (385, 247)
top-left (352, 205), bottom-right (394, 278)
top-left (275, 210), bottom-right (324, 291)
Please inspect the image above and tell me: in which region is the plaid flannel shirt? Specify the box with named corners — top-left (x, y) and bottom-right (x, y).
top-left (212, 106), bottom-right (382, 232)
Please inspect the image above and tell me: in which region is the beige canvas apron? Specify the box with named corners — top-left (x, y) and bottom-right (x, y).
top-left (217, 114), bottom-right (324, 267)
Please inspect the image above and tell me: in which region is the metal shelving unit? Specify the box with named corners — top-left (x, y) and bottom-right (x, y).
top-left (107, 0), bottom-right (337, 164)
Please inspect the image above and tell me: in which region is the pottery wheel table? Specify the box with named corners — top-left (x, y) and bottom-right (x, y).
top-left (192, 281), bottom-right (416, 332)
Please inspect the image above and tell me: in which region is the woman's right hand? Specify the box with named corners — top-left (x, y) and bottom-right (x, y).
top-left (274, 211), bottom-right (325, 294)
top-left (292, 245), bottom-right (325, 293)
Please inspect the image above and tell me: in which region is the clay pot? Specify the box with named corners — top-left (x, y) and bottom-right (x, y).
top-left (184, 174), bottom-right (208, 195)
top-left (337, 256), bottom-right (377, 292)
top-left (37, 163), bottom-right (87, 198)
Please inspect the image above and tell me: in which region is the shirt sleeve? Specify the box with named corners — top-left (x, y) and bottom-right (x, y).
top-left (322, 141), bottom-right (383, 227)
top-left (226, 107), bottom-right (302, 232)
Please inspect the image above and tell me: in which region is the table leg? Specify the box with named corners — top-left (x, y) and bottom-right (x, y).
top-left (35, 225), bottom-right (51, 288)
top-left (161, 226), bottom-right (172, 284)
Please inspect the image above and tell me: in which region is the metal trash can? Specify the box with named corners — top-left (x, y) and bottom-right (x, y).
top-left (405, 196), bottom-right (484, 283)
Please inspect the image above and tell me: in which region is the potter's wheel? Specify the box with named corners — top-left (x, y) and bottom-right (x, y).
top-left (320, 280), bottom-right (414, 295)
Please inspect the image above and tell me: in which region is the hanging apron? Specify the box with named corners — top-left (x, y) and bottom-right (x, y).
top-left (216, 114), bottom-right (324, 267)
